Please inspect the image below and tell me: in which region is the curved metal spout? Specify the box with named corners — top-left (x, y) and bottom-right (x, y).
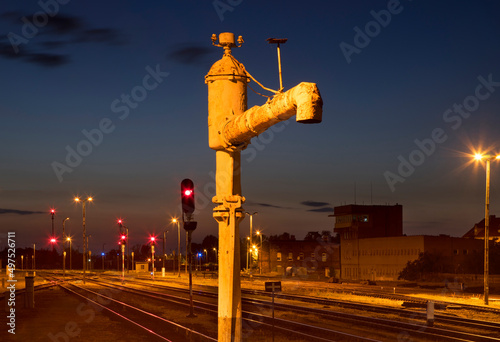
top-left (221, 82), bottom-right (323, 148)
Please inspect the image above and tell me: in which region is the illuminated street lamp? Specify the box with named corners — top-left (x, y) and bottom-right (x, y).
top-left (474, 153), bottom-right (500, 305)
top-left (74, 196), bottom-right (93, 283)
top-left (256, 230), bottom-right (263, 274)
top-left (246, 236), bottom-right (250, 270)
top-left (172, 218), bottom-right (181, 277)
top-left (213, 247), bottom-right (218, 270)
top-left (66, 237), bottom-right (72, 270)
top-left (245, 212), bottom-right (257, 272)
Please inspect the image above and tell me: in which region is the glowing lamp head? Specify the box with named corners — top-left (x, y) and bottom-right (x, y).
top-left (475, 153), bottom-right (483, 161)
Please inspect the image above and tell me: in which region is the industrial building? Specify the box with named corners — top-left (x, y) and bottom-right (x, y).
top-left (332, 204), bottom-right (483, 281)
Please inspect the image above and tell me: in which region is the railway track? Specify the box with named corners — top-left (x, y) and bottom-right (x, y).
top-left (44, 272), bottom-right (500, 341)
top-left (44, 273), bottom-right (381, 341)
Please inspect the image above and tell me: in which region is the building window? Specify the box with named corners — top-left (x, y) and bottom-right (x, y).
top-left (298, 252), bottom-right (304, 261)
top-left (288, 252), bottom-right (293, 261)
top-left (463, 249), bottom-right (468, 255)
top-left (322, 253), bottom-right (327, 262)
top-left (277, 252), bottom-right (281, 262)
top-left (311, 253), bottom-right (315, 261)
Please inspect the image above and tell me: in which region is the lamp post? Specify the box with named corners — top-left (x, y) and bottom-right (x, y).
top-left (150, 236), bottom-right (156, 279)
top-left (62, 217), bottom-right (69, 241)
top-left (67, 237), bottom-right (72, 270)
top-left (50, 209), bottom-right (56, 252)
top-left (87, 234), bottom-right (92, 272)
top-left (256, 230), bottom-right (263, 274)
top-left (474, 153), bottom-right (500, 305)
top-left (246, 237), bottom-right (250, 270)
top-left (172, 218), bottom-right (181, 277)
top-left (245, 212), bottom-right (257, 272)
top-left (163, 230), bottom-right (168, 273)
top-left (62, 217), bottom-right (69, 269)
top-left (33, 243), bottom-right (36, 272)
top-left (102, 243), bottom-right (106, 271)
top-left (75, 196), bottom-right (93, 284)
top-left (213, 247), bottom-right (218, 273)
top-left (131, 252), bottom-right (134, 271)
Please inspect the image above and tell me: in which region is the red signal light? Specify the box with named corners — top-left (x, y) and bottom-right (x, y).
top-left (50, 238), bottom-right (56, 243)
top-left (181, 178), bottom-right (195, 214)
top-left (150, 237), bottom-right (156, 242)
top-left (121, 235), bottom-right (126, 240)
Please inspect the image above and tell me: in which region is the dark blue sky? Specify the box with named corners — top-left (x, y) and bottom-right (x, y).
top-left (2, 0), bottom-right (500, 253)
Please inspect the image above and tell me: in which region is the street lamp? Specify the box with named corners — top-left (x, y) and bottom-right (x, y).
top-left (256, 230), bottom-right (263, 274)
top-left (74, 196), bottom-right (93, 283)
top-left (163, 229), bottom-right (168, 273)
top-left (246, 236), bottom-right (250, 270)
top-left (213, 247), bottom-right (218, 273)
top-left (66, 237), bottom-right (72, 270)
top-left (172, 218), bottom-right (181, 277)
top-left (474, 153), bottom-right (500, 305)
top-left (245, 212), bottom-right (257, 272)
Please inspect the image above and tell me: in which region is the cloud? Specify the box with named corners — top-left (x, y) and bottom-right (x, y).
top-left (306, 207), bottom-right (335, 213)
top-left (0, 11), bottom-right (127, 67)
top-left (0, 208), bottom-right (45, 215)
top-left (168, 45), bottom-right (215, 65)
top-left (254, 202), bottom-right (287, 209)
top-left (301, 201), bottom-right (331, 207)
top-left (26, 53), bottom-right (70, 67)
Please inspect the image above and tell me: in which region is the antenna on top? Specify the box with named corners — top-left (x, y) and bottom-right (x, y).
top-left (266, 38), bottom-right (287, 91)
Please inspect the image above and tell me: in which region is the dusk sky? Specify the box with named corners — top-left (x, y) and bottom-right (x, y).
top-left (2, 0), bottom-right (500, 254)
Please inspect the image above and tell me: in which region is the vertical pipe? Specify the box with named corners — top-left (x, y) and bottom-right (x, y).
top-left (277, 43), bottom-right (283, 90)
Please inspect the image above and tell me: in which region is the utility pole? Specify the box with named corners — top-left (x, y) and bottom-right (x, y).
top-left (206, 32), bottom-right (322, 341)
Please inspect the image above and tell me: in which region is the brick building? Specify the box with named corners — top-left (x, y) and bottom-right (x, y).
top-left (267, 234), bottom-right (340, 278)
